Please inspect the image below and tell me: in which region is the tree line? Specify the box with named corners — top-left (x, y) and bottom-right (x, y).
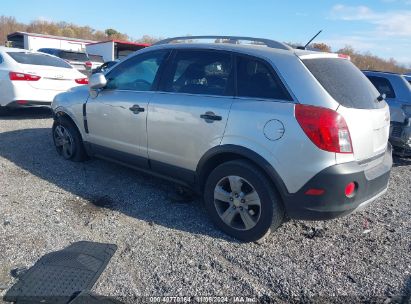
top-left (0, 15), bottom-right (161, 44)
top-left (311, 43), bottom-right (410, 74)
top-left (0, 15), bottom-right (409, 73)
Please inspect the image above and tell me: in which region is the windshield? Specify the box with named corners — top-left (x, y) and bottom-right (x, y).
top-left (7, 52), bottom-right (72, 69)
top-left (303, 58), bottom-right (383, 109)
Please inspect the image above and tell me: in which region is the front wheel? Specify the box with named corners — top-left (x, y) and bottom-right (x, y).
top-left (52, 117), bottom-right (87, 162)
top-left (204, 160), bottom-right (284, 242)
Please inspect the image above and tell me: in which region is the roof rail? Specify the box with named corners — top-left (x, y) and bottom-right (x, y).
top-left (362, 70), bottom-right (400, 75)
top-left (153, 35), bottom-right (292, 51)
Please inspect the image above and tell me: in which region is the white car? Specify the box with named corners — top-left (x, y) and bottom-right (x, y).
top-left (0, 47), bottom-right (88, 113)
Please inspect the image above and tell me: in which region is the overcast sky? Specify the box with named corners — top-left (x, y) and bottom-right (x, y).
top-left (3, 0), bottom-right (411, 66)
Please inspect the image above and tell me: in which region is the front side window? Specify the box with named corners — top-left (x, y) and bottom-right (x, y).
top-left (7, 52), bottom-right (72, 69)
top-left (163, 50), bottom-right (233, 96)
top-left (236, 56), bottom-right (292, 101)
top-left (366, 76), bottom-right (396, 99)
top-left (105, 50), bottom-right (169, 91)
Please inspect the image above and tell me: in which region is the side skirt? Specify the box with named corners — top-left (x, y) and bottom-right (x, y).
top-left (84, 142), bottom-right (197, 190)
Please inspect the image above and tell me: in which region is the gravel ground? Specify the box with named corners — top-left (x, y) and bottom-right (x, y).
top-left (0, 108), bottom-right (410, 303)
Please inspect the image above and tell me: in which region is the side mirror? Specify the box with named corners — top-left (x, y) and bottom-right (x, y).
top-left (89, 73), bottom-right (107, 90)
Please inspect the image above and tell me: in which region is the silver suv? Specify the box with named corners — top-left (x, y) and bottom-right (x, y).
top-left (363, 71), bottom-right (411, 156)
top-left (51, 36), bottom-right (392, 242)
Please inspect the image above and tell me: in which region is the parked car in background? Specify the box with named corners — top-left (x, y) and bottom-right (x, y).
top-left (404, 74), bottom-right (411, 85)
top-left (38, 48), bottom-right (92, 75)
top-left (52, 36), bottom-right (392, 242)
top-left (87, 54), bottom-right (104, 71)
top-left (0, 46), bottom-right (88, 114)
top-left (363, 71), bottom-right (411, 156)
top-left (91, 60), bottom-right (119, 74)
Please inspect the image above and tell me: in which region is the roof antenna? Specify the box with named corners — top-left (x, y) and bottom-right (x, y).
top-left (298, 30), bottom-right (323, 50)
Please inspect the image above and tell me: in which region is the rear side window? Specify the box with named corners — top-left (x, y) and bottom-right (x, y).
top-left (366, 76), bottom-right (396, 98)
top-left (59, 51), bottom-right (89, 62)
top-left (303, 58), bottom-right (382, 109)
top-left (236, 56), bottom-right (292, 100)
top-left (163, 50), bottom-right (233, 96)
top-left (0, 55), bottom-right (3, 64)
top-left (7, 52), bottom-right (72, 69)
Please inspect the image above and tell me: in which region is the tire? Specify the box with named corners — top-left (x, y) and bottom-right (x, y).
top-left (52, 117), bottom-right (87, 162)
top-left (204, 159), bottom-right (284, 242)
top-left (0, 106), bottom-right (9, 116)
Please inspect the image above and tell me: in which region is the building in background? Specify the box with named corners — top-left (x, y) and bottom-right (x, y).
top-left (6, 32), bottom-right (96, 52)
top-left (86, 40), bottom-right (150, 61)
top-left (5, 32), bottom-right (150, 63)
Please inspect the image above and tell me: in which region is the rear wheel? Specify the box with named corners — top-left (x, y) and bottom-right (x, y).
top-left (204, 160), bottom-right (284, 242)
top-left (52, 117), bottom-right (87, 162)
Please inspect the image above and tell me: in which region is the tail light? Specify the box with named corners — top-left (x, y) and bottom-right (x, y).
top-left (84, 61), bottom-right (92, 68)
top-left (75, 78), bottom-right (89, 85)
top-left (9, 72), bottom-right (41, 81)
top-left (295, 104), bottom-right (353, 154)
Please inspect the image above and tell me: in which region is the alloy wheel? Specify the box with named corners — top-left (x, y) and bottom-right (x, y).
top-left (213, 175), bottom-right (262, 231)
top-left (53, 125), bottom-right (74, 159)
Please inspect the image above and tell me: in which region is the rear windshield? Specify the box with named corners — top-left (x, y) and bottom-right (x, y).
top-left (7, 52), bottom-right (72, 69)
top-left (303, 58), bottom-right (383, 109)
top-left (88, 54), bottom-right (104, 63)
top-left (59, 51), bottom-right (89, 62)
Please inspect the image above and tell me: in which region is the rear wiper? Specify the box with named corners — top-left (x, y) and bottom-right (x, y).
top-left (376, 93), bottom-right (386, 102)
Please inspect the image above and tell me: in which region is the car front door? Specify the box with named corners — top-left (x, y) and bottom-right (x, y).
top-left (147, 49), bottom-right (234, 182)
top-left (86, 49), bottom-right (170, 168)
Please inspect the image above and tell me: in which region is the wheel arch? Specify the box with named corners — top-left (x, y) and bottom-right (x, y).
top-left (53, 109), bottom-right (84, 141)
top-left (196, 145), bottom-right (289, 200)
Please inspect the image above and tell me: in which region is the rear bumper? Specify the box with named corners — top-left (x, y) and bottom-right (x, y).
top-left (284, 145), bottom-right (392, 220)
top-left (3, 83), bottom-right (69, 107)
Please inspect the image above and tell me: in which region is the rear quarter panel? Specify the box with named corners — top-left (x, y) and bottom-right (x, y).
top-left (222, 99), bottom-right (336, 194)
top-left (267, 52), bottom-right (340, 110)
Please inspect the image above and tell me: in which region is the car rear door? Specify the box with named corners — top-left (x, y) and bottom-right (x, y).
top-left (147, 49), bottom-right (234, 181)
top-left (86, 49), bottom-right (170, 168)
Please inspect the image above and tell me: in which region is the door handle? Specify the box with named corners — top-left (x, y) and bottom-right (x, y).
top-left (129, 104), bottom-right (145, 114)
top-left (200, 111), bottom-right (222, 122)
